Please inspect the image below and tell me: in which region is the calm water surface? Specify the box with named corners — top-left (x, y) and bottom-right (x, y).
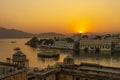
top-left (0, 39), bottom-right (120, 68)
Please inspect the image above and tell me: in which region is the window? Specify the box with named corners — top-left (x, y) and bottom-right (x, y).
top-left (102, 46), bottom-right (104, 48)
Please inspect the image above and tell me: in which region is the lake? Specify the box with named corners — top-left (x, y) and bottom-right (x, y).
top-left (0, 38), bottom-right (120, 68)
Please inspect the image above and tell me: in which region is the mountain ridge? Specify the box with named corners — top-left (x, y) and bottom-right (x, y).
top-left (0, 27), bottom-right (66, 38)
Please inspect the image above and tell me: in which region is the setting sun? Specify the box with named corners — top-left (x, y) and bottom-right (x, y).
top-left (0, 0), bottom-right (120, 33)
top-left (79, 31), bottom-right (83, 33)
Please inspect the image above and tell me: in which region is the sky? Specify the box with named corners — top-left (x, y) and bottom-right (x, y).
top-left (0, 0), bottom-right (120, 33)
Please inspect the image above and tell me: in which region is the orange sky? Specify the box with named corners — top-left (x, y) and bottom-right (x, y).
top-left (0, 0), bottom-right (120, 33)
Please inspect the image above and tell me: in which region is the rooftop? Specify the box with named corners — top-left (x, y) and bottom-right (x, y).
top-left (28, 62), bottom-right (120, 79)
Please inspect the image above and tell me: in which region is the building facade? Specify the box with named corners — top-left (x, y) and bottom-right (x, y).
top-left (28, 56), bottom-right (120, 80)
top-left (53, 40), bottom-right (74, 50)
top-left (79, 39), bottom-right (112, 53)
top-left (0, 49), bottom-right (28, 80)
top-left (12, 50), bottom-right (29, 68)
top-left (0, 61), bottom-right (27, 80)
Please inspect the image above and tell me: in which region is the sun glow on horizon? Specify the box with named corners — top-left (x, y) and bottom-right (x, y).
top-left (79, 31), bottom-right (83, 33)
top-left (70, 19), bottom-right (94, 34)
top-left (0, 0), bottom-right (120, 33)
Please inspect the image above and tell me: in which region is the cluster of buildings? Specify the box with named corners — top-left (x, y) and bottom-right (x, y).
top-left (79, 38), bottom-right (112, 53)
top-left (39, 33), bottom-right (120, 53)
top-left (28, 56), bottom-right (120, 80)
top-left (53, 40), bottom-right (74, 50)
top-left (79, 34), bottom-right (120, 53)
top-left (40, 39), bottom-right (75, 50)
top-left (0, 49), bottom-right (120, 80)
top-left (1, 33), bottom-right (120, 80)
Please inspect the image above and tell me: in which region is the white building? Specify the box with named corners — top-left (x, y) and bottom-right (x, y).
top-left (53, 40), bottom-right (74, 50)
top-left (79, 39), bottom-right (112, 53)
top-left (112, 38), bottom-right (120, 45)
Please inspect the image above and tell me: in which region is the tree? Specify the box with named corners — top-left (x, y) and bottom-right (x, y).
top-left (39, 39), bottom-right (45, 45)
top-left (66, 38), bottom-right (74, 43)
top-left (43, 39), bottom-right (54, 45)
top-left (29, 37), bottom-right (39, 48)
top-left (94, 35), bottom-right (102, 40)
top-left (82, 35), bottom-right (88, 38)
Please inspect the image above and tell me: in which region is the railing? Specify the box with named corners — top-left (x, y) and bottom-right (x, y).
top-left (0, 68), bottom-right (26, 79)
top-left (61, 67), bottom-right (120, 79)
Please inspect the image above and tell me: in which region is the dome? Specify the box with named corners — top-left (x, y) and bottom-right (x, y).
top-left (13, 51), bottom-right (25, 56)
top-left (12, 51), bottom-right (26, 61)
top-left (63, 56), bottom-right (74, 65)
top-left (14, 47), bottom-right (20, 51)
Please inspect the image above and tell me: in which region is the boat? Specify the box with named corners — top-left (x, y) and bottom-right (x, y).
top-left (14, 47), bottom-right (20, 51)
top-left (12, 41), bottom-right (16, 43)
top-left (25, 41), bottom-right (30, 45)
top-left (37, 50), bottom-right (59, 58)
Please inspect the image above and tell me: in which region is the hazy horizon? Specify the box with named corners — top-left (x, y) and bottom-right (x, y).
top-left (1, 27), bottom-right (120, 35)
top-left (0, 0), bottom-right (120, 33)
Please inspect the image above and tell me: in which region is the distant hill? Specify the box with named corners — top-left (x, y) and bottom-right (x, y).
top-left (0, 27), bottom-right (66, 38)
top-left (36, 32), bottom-right (66, 38)
top-left (0, 27), bottom-right (33, 38)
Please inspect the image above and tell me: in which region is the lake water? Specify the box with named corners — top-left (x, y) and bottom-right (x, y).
top-left (0, 39), bottom-right (120, 68)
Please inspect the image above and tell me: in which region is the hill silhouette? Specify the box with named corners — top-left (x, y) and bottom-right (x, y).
top-left (0, 27), bottom-right (65, 38)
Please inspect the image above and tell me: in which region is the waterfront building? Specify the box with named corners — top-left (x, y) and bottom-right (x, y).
top-left (79, 38), bottom-right (112, 53)
top-left (111, 38), bottom-right (120, 45)
top-left (12, 50), bottom-right (29, 68)
top-left (72, 33), bottom-right (82, 42)
top-left (28, 56), bottom-right (120, 80)
top-left (106, 33), bottom-right (120, 45)
top-left (0, 49), bottom-right (28, 80)
top-left (53, 40), bottom-right (75, 50)
top-left (113, 43), bottom-right (120, 53)
top-left (38, 38), bottom-right (75, 50)
top-left (79, 33), bottom-right (120, 53)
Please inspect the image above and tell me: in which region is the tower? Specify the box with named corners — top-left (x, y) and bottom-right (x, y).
top-left (63, 56), bottom-right (74, 65)
top-left (12, 49), bottom-right (29, 68)
top-left (6, 58), bottom-right (11, 63)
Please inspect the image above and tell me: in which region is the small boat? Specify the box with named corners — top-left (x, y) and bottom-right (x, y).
top-left (14, 47), bottom-right (20, 51)
top-left (12, 41), bottom-right (16, 43)
top-left (25, 41), bottom-right (30, 45)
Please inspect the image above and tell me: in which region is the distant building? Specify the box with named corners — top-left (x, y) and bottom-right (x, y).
top-left (28, 56), bottom-right (120, 80)
top-left (72, 33), bottom-right (82, 42)
top-left (79, 39), bottom-right (112, 53)
top-left (78, 34), bottom-right (120, 53)
top-left (53, 40), bottom-right (75, 50)
top-left (112, 38), bottom-right (120, 45)
top-left (38, 38), bottom-right (75, 50)
top-left (113, 43), bottom-right (120, 53)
